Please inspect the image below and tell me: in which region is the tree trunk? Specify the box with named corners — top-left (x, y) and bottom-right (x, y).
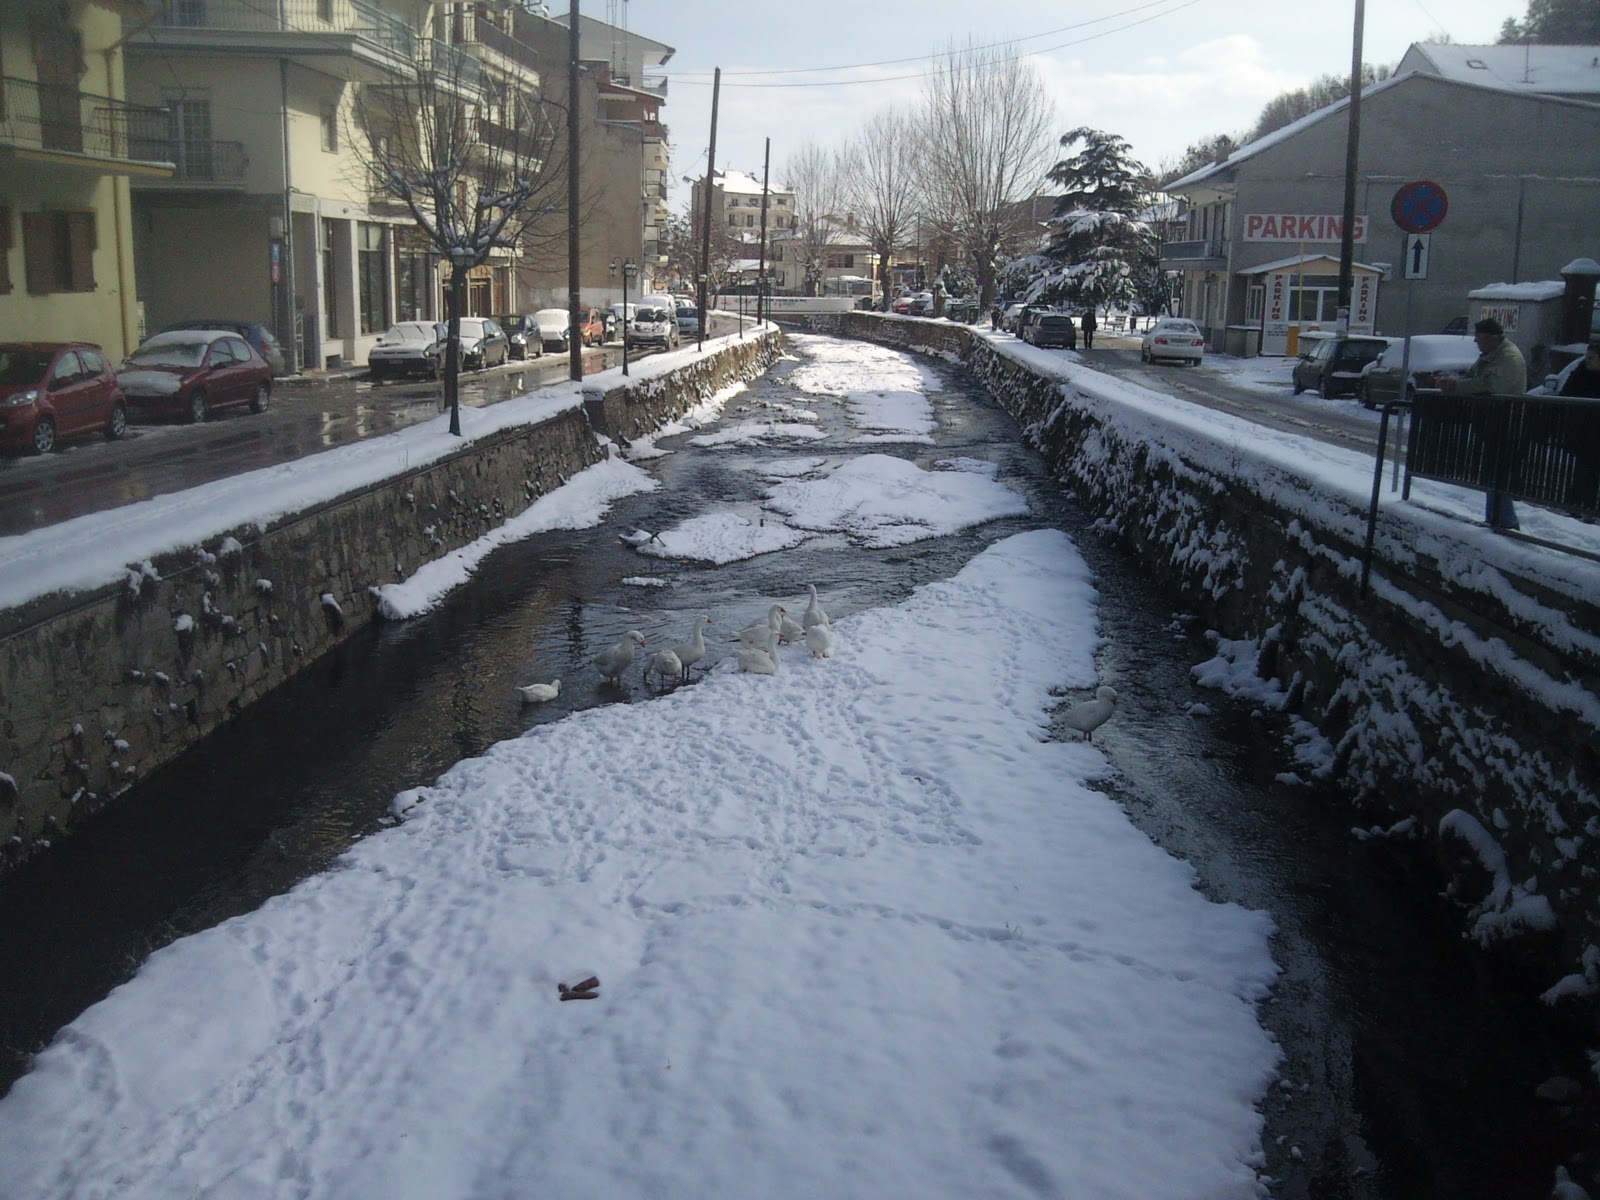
top-left (445, 263), bottom-right (466, 437)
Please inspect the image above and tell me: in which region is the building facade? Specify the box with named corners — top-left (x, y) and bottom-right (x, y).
top-left (1, 0), bottom-right (172, 361)
top-left (1162, 56), bottom-right (1600, 357)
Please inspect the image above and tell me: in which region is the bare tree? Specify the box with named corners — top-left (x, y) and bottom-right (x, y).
top-left (354, 43), bottom-right (565, 434)
top-left (917, 39), bottom-right (1057, 309)
top-left (660, 210), bottom-right (743, 296)
top-left (784, 141), bottom-right (849, 296)
top-left (841, 107), bottom-right (919, 310)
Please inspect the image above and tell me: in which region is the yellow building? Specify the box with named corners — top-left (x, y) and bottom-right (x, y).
top-left (0, 0), bottom-right (171, 361)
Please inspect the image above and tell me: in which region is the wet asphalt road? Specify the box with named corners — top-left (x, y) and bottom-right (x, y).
top-left (0, 330), bottom-right (1594, 1197)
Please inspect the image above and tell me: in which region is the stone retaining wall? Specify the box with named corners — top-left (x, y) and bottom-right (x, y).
top-left (841, 312), bottom-right (1600, 1001)
top-left (0, 332), bottom-right (780, 874)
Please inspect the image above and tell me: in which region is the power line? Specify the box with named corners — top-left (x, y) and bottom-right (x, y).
top-left (669, 0), bottom-right (1203, 90)
top-left (667, 0), bottom-right (1186, 80)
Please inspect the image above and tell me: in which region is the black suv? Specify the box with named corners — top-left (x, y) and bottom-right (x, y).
top-left (1291, 334), bottom-right (1390, 399)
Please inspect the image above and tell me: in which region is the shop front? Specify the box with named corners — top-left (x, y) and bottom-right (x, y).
top-left (1240, 253), bottom-right (1384, 357)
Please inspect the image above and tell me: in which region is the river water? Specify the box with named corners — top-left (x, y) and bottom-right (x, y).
top-left (0, 335), bottom-right (1592, 1197)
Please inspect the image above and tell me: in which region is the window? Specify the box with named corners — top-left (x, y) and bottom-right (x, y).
top-left (357, 222), bottom-right (388, 335)
top-left (1246, 284), bottom-right (1263, 323)
top-left (79, 348), bottom-right (107, 375)
top-left (316, 0), bottom-right (332, 20)
top-left (320, 105), bottom-right (338, 153)
top-left (22, 210), bottom-right (95, 294)
top-left (826, 253), bottom-right (854, 269)
top-left (727, 215), bottom-right (736, 227)
top-left (164, 97), bottom-right (213, 180)
top-left (50, 352), bottom-right (84, 386)
top-left (322, 218), bottom-right (338, 338)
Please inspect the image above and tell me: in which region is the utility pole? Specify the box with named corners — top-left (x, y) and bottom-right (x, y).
top-left (757, 136), bottom-right (770, 326)
top-left (697, 66), bottom-right (720, 350)
top-left (1336, 0), bottom-right (1365, 332)
top-left (567, 0), bottom-right (582, 381)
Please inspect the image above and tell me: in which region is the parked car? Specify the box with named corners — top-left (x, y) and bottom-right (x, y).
top-left (891, 295), bottom-right (913, 315)
top-left (574, 307), bottom-right (606, 347)
top-left (674, 303), bottom-right (700, 336)
top-left (1441, 315), bottom-right (1469, 335)
top-left (0, 342), bottom-right (127, 454)
top-left (1001, 302), bottom-right (1028, 331)
top-left (453, 317), bottom-right (510, 370)
top-left (1025, 313), bottom-right (1078, 349)
top-left (1015, 306), bottom-right (1053, 339)
top-left (532, 309), bottom-right (573, 353)
top-left (610, 302), bottom-right (637, 339)
top-left (493, 314), bottom-right (544, 361)
top-left (1359, 335), bottom-right (1478, 409)
top-left (1140, 318), bottom-right (1206, 365)
top-left (1531, 356), bottom-right (1584, 396)
top-left (156, 319), bottom-right (287, 376)
top-left (1291, 334), bottom-right (1391, 399)
top-left (368, 322), bottom-right (446, 381)
top-left (632, 304), bottom-right (680, 350)
top-left (117, 329), bottom-right (272, 422)
top-left (907, 291), bottom-right (935, 316)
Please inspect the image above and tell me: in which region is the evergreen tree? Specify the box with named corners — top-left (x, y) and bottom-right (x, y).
top-left (1025, 127), bottom-right (1162, 311)
top-left (1500, 0), bottom-right (1600, 43)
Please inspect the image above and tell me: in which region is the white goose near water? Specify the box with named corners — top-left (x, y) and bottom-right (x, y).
top-left (736, 604), bottom-right (786, 647)
top-left (1060, 686), bottom-right (1118, 740)
top-left (593, 630), bottom-right (647, 686)
top-left (735, 627), bottom-right (781, 676)
top-left (803, 584), bottom-right (829, 630)
top-left (516, 678), bottom-right (562, 704)
top-left (804, 619), bottom-right (834, 659)
top-left (644, 648), bottom-right (683, 689)
top-left (667, 614), bottom-right (713, 681)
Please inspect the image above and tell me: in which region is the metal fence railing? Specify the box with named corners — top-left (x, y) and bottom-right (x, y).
top-left (1406, 391), bottom-right (1600, 519)
top-left (128, 137), bottom-right (247, 182)
top-left (0, 75), bottom-right (166, 163)
top-left (148, 0), bottom-right (416, 61)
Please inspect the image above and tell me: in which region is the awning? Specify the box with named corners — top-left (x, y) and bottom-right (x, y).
top-left (1238, 253), bottom-right (1383, 275)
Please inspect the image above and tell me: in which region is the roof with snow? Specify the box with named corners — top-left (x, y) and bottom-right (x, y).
top-left (1398, 42), bottom-right (1600, 97)
top-left (715, 169), bottom-right (792, 197)
top-left (1468, 280), bottom-right (1567, 301)
top-left (1164, 65), bottom-right (1600, 193)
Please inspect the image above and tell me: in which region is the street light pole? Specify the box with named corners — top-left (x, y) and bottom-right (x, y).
top-left (611, 257), bottom-right (634, 376)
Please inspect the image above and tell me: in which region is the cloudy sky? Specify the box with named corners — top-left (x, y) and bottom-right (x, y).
top-left (625, 0), bottom-right (1522, 205)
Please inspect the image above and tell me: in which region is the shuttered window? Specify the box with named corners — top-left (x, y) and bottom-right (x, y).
top-left (0, 205), bottom-right (12, 294)
top-left (21, 210), bottom-right (96, 294)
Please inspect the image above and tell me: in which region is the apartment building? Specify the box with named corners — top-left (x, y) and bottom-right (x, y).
top-left (1, 0), bottom-right (173, 361)
top-left (514, 9), bottom-right (673, 306)
top-left (122, 0), bottom-right (547, 371)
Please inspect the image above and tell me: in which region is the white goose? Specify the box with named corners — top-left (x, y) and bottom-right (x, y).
top-left (668, 614), bottom-right (713, 681)
top-left (736, 604), bottom-right (786, 647)
top-left (802, 584), bottom-right (829, 630)
top-left (644, 648), bottom-right (683, 689)
top-left (804, 619), bottom-right (834, 659)
top-left (516, 678), bottom-right (562, 704)
top-left (593, 630), bottom-right (647, 685)
top-left (776, 610), bottom-right (806, 644)
top-left (1060, 686), bottom-right (1118, 741)
top-left (735, 627), bottom-right (781, 676)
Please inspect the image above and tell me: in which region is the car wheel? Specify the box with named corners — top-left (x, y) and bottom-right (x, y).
top-left (105, 401), bottom-right (127, 441)
top-left (250, 383), bottom-right (271, 414)
top-left (31, 416), bottom-right (57, 455)
top-left (188, 390), bottom-right (208, 423)
top-left (1318, 376), bottom-right (1334, 400)
top-left (1292, 377), bottom-right (1305, 395)
top-left (370, 366), bottom-right (385, 383)
top-left (1360, 385), bottom-right (1375, 411)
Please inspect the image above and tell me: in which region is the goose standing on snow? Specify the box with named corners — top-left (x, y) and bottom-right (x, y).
top-left (594, 630), bottom-right (647, 686)
top-left (1060, 686), bottom-right (1117, 740)
top-left (644, 648), bottom-right (683, 690)
top-left (735, 627), bottom-right (781, 676)
top-left (736, 604), bottom-right (786, 647)
top-left (776, 609), bottom-right (806, 644)
top-left (668, 614), bottom-right (713, 682)
top-left (804, 619), bottom-right (834, 659)
top-left (517, 679), bottom-right (562, 704)
top-left (803, 584), bottom-right (829, 630)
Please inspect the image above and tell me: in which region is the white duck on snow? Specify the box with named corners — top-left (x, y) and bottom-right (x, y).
top-left (804, 620), bottom-right (834, 659)
top-left (802, 583), bottom-right (829, 630)
top-left (667, 614), bottom-right (713, 681)
top-left (644, 648), bottom-right (683, 689)
top-left (1059, 686), bottom-right (1118, 740)
top-left (735, 627), bottom-right (781, 676)
top-left (736, 604), bottom-right (786, 647)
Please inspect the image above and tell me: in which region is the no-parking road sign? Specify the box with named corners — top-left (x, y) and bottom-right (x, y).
top-left (1391, 180), bottom-right (1448, 234)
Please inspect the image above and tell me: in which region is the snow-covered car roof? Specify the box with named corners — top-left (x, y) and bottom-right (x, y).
top-left (381, 323), bottom-right (444, 343)
top-left (139, 329), bottom-right (240, 349)
top-left (532, 309), bottom-right (570, 328)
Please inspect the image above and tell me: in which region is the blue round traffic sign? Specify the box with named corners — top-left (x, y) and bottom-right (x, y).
top-left (1392, 180), bottom-right (1448, 234)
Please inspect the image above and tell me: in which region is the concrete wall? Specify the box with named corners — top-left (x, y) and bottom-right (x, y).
top-left (834, 312), bottom-right (1600, 1001)
top-left (0, 332), bottom-right (780, 874)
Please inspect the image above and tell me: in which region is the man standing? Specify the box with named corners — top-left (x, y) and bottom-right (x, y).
top-left (1080, 308), bottom-right (1098, 350)
top-left (1439, 317), bottom-right (1527, 530)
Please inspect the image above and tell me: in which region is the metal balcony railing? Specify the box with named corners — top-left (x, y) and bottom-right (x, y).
top-left (0, 75), bottom-right (167, 165)
top-left (1161, 238), bottom-right (1225, 261)
top-left (148, 0), bottom-right (417, 62)
top-left (640, 74), bottom-right (668, 99)
top-left (128, 137), bottom-right (247, 183)
top-left (425, 38), bottom-right (481, 90)
top-left (464, 19), bottom-right (538, 75)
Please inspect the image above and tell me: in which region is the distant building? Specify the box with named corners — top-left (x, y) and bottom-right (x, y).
top-left (1161, 51), bottom-right (1600, 357)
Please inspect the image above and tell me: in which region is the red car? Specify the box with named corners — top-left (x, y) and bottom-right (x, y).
top-left (0, 342), bottom-right (128, 454)
top-left (116, 329), bottom-right (272, 423)
top-left (575, 306), bottom-right (607, 346)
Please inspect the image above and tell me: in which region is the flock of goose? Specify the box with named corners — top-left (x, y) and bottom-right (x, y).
top-left (517, 584), bottom-right (836, 703)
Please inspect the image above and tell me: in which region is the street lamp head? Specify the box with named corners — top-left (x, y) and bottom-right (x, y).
top-left (609, 257), bottom-right (618, 275)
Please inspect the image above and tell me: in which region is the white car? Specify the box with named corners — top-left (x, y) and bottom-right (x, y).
top-left (367, 322), bottom-right (445, 381)
top-left (1359, 335), bottom-right (1478, 409)
top-left (1140, 318), bottom-right (1205, 365)
top-left (632, 304), bottom-right (680, 350)
top-left (674, 303), bottom-right (700, 337)
top-left (532, 309), bottom-right (573, 353)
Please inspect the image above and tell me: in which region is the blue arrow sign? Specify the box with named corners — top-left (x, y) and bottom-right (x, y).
top-left (1392, 180), bottom-right (1448, 234)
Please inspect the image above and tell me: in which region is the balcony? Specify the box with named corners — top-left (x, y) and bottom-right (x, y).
top-left (129, 0), bottom-right (419, 80)
top-left (1161, 237), bottom-right (1226, 264)
top-left (0, 75), bottom-right (173, 176)
top-left (445, 9), bottom-right (538, 78)
top-left (129, 138), bottom-right (247, 188)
